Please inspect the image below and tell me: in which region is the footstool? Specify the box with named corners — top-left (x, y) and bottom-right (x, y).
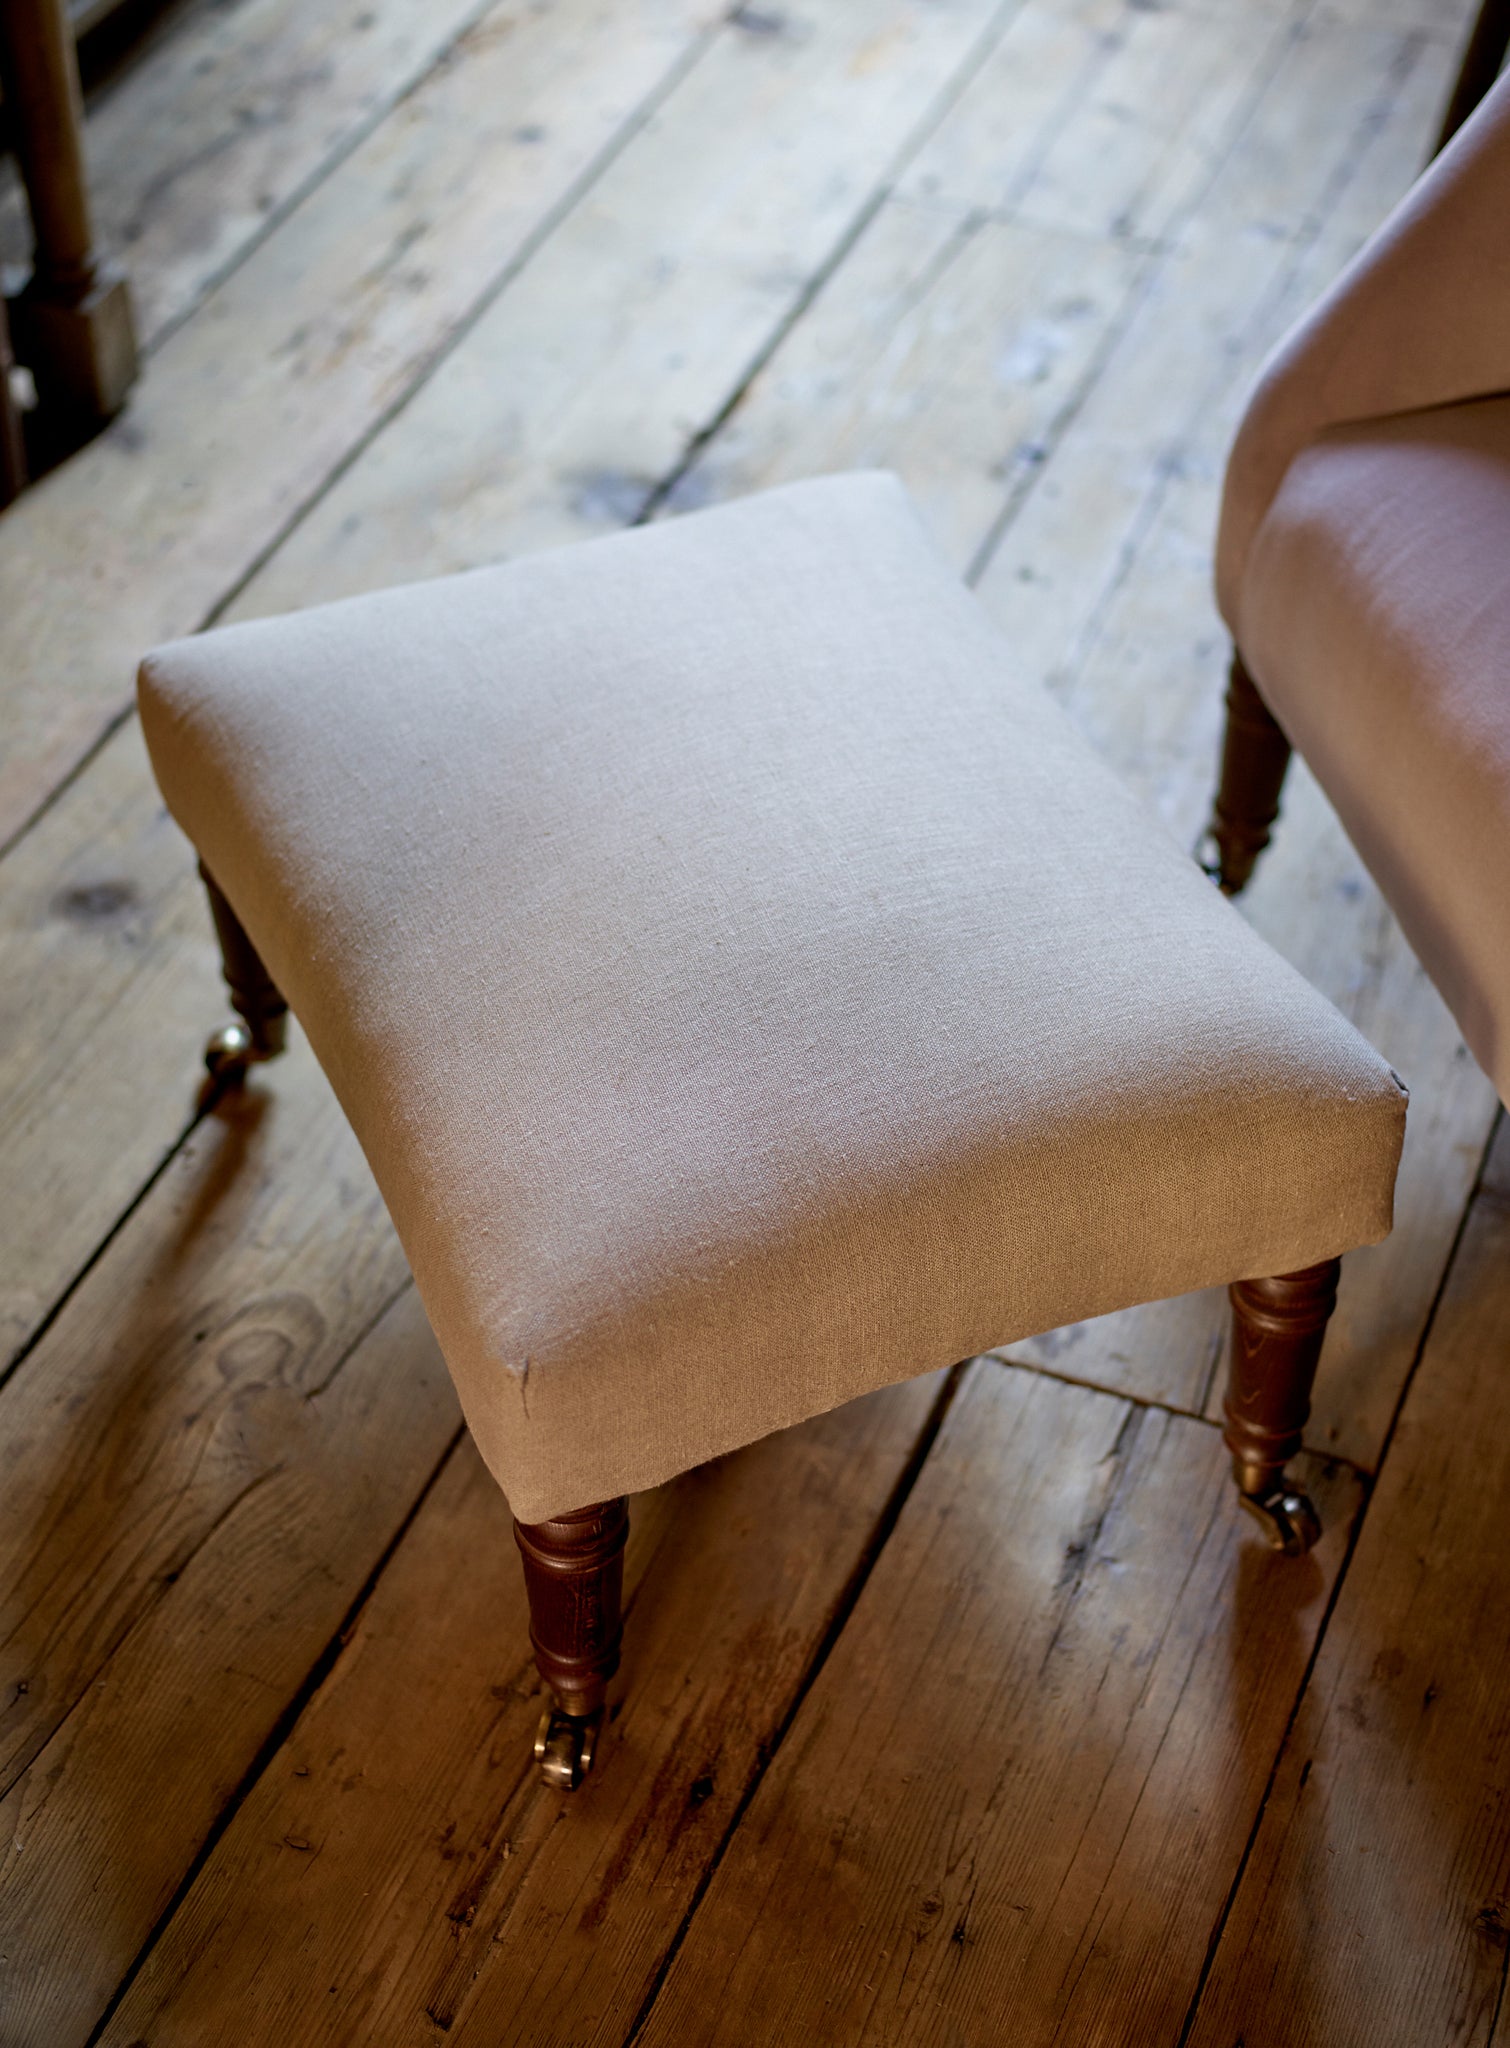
top-left (138, 472), bottom-right (1406, 1788)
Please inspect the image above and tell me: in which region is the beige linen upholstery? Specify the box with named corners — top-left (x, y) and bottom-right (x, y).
top-left (139, 473), bottom-right (1404, 1522)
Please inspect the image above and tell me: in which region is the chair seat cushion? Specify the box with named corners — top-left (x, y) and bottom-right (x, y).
top-left (140, 472), bottom-right (1404, 1520)
top-left (1239, 394), bottom-right (1510, 1103)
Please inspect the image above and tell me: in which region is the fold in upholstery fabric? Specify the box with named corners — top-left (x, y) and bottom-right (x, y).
top-left (140, 472), bottom-right (1405, 1520)
top-left (1216, 67), bottom-right (1510, 628)
top-left (1240, 394), bottom-right (1510, 1100)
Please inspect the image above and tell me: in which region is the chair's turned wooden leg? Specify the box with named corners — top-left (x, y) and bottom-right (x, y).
top-left (514, 1497), bottom-right (628, 1790)
top-left (1223, 1258), bottom-right (1339, 1556)
top-left (199, 862), bottom-right (289, 1082)
top-left (1198, 651), bottom-right (1292, 896)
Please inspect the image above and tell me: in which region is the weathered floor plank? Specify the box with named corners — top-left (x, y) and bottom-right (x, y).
top-left (970, 13), bottom-right (1469, 685)
top-left (0, 722), bottom-right (222, 1371)
top-left (633, 1363), bottom-right (1363, 2046)
top-left (662, 196), bottom-right (1141, 570)
top-left (0, 0), bottom-right (500, 346)
top-left (0, 0), bottom-right (722, 844)
top-left (900, 0), bottom-right (1285, 244)
top-left (99, 1375), bottom-right (948, 2045)
top-left (225, 0), bottom-right (1030, 616)
top-left (0, 1052), bottom-right (452, 2047)
top-left (1184, 1116), bottom-right (1510, 2048)
top-left (675, 2), bottom-right (1387, 570)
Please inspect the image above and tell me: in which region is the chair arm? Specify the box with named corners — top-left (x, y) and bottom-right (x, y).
top-left (1216, 64), bottom-right (1510, 630)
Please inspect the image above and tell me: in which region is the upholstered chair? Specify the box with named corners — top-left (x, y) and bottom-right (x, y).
top-left (1202, 58), bottom-right (1510, 1103)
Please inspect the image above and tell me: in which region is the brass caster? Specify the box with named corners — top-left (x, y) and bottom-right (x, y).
top-left (534, 1704), bottom-right (601, 1791)
top-left (1194, 828), bottom-right (1241, 897)
top-left (204, 1012), bottom-right (287, 1084)
top-left (204, 1020), bottom-right (256, 1083)
top-left (1238, 1482), bottom-right (1321, 1557)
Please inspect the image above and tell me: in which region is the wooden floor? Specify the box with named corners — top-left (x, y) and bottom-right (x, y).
top-left (2, 0), bottom-right (1506, 2039)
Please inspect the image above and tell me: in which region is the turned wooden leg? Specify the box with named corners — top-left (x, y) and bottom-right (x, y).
top-left (514, 1497), bottom-right (627, 1790)
top-left (1223, 1258), bottom-right (1339, 1556)
top-left (199, 863), bottom-right (289, 1081)
top-left (0, 0), bottom-right (138, 431)
top-left (1199, 652), bottom-right (1292, 896)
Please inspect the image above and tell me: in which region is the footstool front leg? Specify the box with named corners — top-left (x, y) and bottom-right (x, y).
top-left (514, 1497), bottom-right (628, 1790)
top-left (1200, 652), bottom-right (1293, 896)
top-left (1223, 1257), bottom-right (1339, 1556)
top-left (199, 862), bottom-right (289, 1081)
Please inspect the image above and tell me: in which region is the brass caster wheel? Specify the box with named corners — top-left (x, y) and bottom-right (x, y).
top-left (1238, 1482), bottom-right (1321, 1557)
top-left (204, 1011), bottom-right (287, 1084)
top-left (204, 1020), bottom-right (255, 1083)
top-left (534, 1704), bottom-right (602, 1791)
top-left (1194, 827), bottom-right (1243, 897)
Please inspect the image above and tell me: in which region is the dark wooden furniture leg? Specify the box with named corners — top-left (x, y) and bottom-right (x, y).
top-left (1433, 0), bottom-right (1510, 154)
top-left (1223, 1258), bottom-right (1339, 1556)
top-left (0, 0), bottom-right (138, 433)
top-left (0, 297), bottom-right (25, 507)
top-left (514, 1497), bottom-right (628, 1789)
top-left (1199, 652), bottom-right (1292, 896)
top-left (199, 862), bottom-right (289, 1081)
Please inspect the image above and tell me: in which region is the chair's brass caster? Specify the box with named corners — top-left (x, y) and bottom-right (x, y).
top-left (1194, 826), bottom-right (1251, 897)
top-left (204, 1020), bottom-right (256, 1083)
top-left (204, 1014), bottom-right (287, 1085)
top-left (534, 1704), bottom-right (602, 1790)
top-left (1238, 1482), bottom-right (1321, 1557)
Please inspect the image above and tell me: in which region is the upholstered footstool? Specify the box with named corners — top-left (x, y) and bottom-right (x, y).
top-left (139, 472), bottom-right (1405, 1788)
